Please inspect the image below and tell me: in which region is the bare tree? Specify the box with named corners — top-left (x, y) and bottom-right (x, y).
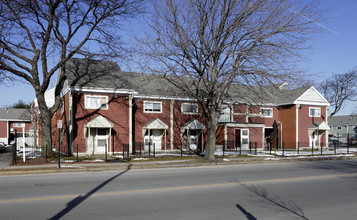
top-left (139, 0), bottom-right (323, 162)
top-left (317, 69), bottom-right (357, 120)
top-left (0, 0), bottom-right (143, 151)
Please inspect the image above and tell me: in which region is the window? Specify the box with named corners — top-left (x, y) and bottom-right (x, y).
top-left (181, 103), bottom-right (198, 114)
top-left (260, 108), bottom-right (273, 118)
top-left (13, 122), bottom-right (25, 128)
top-left (144, 101), bottom-right (162, 113)
top-left (85, 95), bottom-right (108, 109)
top-left (61, 100), bottom-right (65, 113)
top-left (309, 107), bottom-right (321, 117)
top-left (219, 106), bottom-right (232, 122)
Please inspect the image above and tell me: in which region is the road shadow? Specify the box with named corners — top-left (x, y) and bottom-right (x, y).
top-left (236, 204), bottom-right (257, 220)
top-left (49, 164), bottom-right (132, 220)
top-left (298, 160), bottom-right (357, 174)
top-left (242, 184), bottom-right (308, 220)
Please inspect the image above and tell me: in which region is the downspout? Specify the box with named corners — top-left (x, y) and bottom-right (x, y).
top-left (69, 91), bottom-right (73, 154)
top-left (129, 94), bottom-right (133, 153)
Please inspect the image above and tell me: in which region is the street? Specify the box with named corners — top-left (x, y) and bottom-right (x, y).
top-left (1, 159), bottom-right (357, 220)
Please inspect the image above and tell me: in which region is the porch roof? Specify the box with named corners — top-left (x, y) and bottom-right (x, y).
top-left (85, 115), bottom-right (113, 128)
top-left (309, 121), bottom-right (330, 131)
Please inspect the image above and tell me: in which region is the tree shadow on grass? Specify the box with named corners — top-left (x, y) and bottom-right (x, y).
top-left (49, 164), bottom-right (132, 220)
top-left (242, 184), bottom-right (309, 220)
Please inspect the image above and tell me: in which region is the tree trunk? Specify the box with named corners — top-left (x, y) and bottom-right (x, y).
top-left (204, 111), bottom-right (220, 162)
top-left (37, 94), bottom-right (54, 157)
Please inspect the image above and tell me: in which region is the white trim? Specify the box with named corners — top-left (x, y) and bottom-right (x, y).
top-left (85, 95), bottom-right (109, 110)
top-left (309, 107), bottom-right (321, 117)
top-left (224, 123), bottom-right (265, 128)
top-left (70, 86), bottom-right (139, 95)
top-left (135, 95), bottom-right (196, 101)
top-left (143, 101), bottom-right (162, 113)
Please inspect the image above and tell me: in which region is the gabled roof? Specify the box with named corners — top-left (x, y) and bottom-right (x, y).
top-left (0, 108), bottom-right (31, 121)
top-left (85, 115), bottom-right (113, 128)
top-left (329, 115), bottom-right (357, 126)
top-left (62, 58), bottom-right (329, 107)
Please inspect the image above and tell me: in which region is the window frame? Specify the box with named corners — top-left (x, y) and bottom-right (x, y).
top-left (260, 107), bottom-right (273, 118)
top-left (181, 103), bottom-right (198, 115)
top-left (309, 107), bottom-right (321, 117)
top-left (13, 122), bottom-right (25, 128)
top-left (219, 106), bottom-right (232, 122)
top-left (143, 101), bottom-right (162, 113)
top-left (85, 95), bottom-right (108, 110)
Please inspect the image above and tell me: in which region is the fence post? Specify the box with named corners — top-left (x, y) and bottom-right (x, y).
top-left (255, 142), bottom-right (257, 155)
top-left (249, 142), bottom-right (251, 154)
top-left (149, 142), bottom-right (151, 157)
top-left (269, 142), bottom-right (272, 155)
top-left (223, 142), bottom-right (225, 157)
top-left (311, 140), bottom-right (314, 155)
top-left (282, 142), bottom-right (284, 156)
top-left (181, 142), bottom-right (183, 157)
top-left (321, 143), bottom-right (323, 155)
top-left (105, 142), bottom-right (108, 162)
top-left (12, 144), bottom-right (16, 165)
top-left (239, 143), bottom-right (242, 155)
top-left (334, 143), bottom-right (336, 155)
top-left (77, 144), bottom-right (79, 163)
top-left (347, 141), bottom-right (350, 154)
top-left (139, 142), bottom-right (142, 156)
top-left (153, 143), bottom-right (156, 158)
top-left (297, 142), bottom-right (300, 154)
top-left (46, 144), bottom-right (48, 163)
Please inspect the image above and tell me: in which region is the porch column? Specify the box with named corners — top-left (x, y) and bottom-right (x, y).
top-left (224, 125), bottom-right (227, 149)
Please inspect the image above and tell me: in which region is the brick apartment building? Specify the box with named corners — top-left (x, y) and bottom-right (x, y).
top-left (35, 59), bottom-right (330, 155)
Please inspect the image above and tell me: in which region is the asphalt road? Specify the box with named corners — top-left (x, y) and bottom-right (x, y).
top-left (1, 159), bottom-right (357, 220)
top-left (0, 146), bottom-right (12, 168)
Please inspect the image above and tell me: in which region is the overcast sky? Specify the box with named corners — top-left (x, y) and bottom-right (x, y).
top-left (1, 0), bottom-right (356, 115)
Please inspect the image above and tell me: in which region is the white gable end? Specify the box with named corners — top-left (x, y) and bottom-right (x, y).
top-left (294, 87), bottom-right (329, 106)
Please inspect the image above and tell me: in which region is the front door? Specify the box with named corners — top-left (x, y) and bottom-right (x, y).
top-left (144, 129), bottom-right (162, 151)
top-left (95, 128), bottom-right (108, 154)
top-left (309, 131), bottom-right (318, 148)
top-left (241, 129), bottom-right (249, 150)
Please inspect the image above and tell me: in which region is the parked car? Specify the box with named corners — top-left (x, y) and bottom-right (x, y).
top-left (329, 139), bottom-right (344, 147)
top-left (0, 142), bottom-right (5, 152)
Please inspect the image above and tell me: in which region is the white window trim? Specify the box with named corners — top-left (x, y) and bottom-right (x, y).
top-left (219, 106), bottom-right (232, 122)
top-left (144, 101), bottom-right (162, 113)
top-left (13, 122), bottom-right (25, 128)
top-left (260, 107), bottom-right (273, 118)
top-left (85, 95), bottom-right (108, 110)
top-left (309, 107), bottom-right (321, 117)
top-left (181, 103), bottom-right (198, 115)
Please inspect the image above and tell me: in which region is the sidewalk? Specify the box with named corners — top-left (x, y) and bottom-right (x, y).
top-left (1, 150), bottom-right (356, 175)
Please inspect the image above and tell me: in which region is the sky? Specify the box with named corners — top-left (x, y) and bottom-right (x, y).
top-left (0, 0), bottom-right (356, 115)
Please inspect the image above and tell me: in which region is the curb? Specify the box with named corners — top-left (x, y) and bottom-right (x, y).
top-left (1, 155), bottom-right (356, 176)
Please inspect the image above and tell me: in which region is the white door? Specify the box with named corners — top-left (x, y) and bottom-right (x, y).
top-left (144, 129), bottom-right (162, 151)
top-left (241, 129), bottom-right (249, 150)
top-left (95, 128), bottom-right (108, 154)
top-left (309, 131), bottom-right (318, 148)
top-left (189, 130), bottom-right (198, 150)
